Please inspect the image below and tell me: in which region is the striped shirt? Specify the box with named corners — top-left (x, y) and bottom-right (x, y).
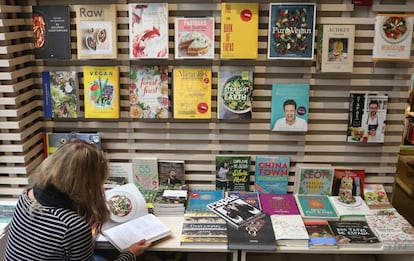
top-left (4, 190), bottom-right (135, 261)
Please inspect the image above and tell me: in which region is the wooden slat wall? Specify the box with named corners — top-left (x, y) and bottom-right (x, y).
top-left (0, 0), bottom-right (412, 198)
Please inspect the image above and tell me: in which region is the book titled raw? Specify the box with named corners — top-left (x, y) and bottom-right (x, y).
top-left (42, 71), bottom-right (78, 119)
top-left (175, 17), bottom-right (215, 59)
top-left (83, 66), bottom-right (119, 119)
top-left (293, 164), bottom-right (335, 195)
top-left (186, 190), bottom-right (224, 212)
top-left (328, 220), bottom-right (382, 248)
top-left (206, 194), bottom-right (265, 228)
top-left (74, 4), bottom-right (117, 59)
top-left (216, 155), bottom-right (251, 191)
top-left (157, 160), bottom-right (185, 189)
top-left (220, 2), bottom-right (259, 59)
top-left (32, 5), bottom-right (71, 59)
top-left (259, 193), bottom-right (299, 215)
top-left (129, 65), bottom-right (169, 119)
top-left (347, 92), bottom-right (388, 144)
top-left (217, 67), bottom-right (254, 120)
top-left (129, 3), bottom-right (169, 59)
top-left (373, 14), bottom-right (414, 62)
top-left (254, 155), bottom-right (290, 194)
top-left (304, 221), bottom-right (338, 249)
top-left (316, 24), bottom-right (355, 73)
top-left (271, 83), bottom-right (310, 132)
top-left (132, 157), bottom-right (159, 192)
top-left (268, 3), bottom-right (316, 60)
top-left (172, 68), bottom-right (211, 119)
top-left (271, 214), bottom-right (309, 247)
top-left (331, 168), bottom-right (365, 202)
top-left (295, 194), bottom-right (339, 221)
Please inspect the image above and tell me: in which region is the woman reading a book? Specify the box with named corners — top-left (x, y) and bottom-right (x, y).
top-left (4, 139), bottom-right (151, 261)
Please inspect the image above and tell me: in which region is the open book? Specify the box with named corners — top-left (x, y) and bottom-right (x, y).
top-left (101, 183), bottom-right (172, 251)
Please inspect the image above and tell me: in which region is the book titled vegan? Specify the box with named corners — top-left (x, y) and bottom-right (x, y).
top-left (268, 3), bottom-right (316, 60)
top-left (83, 66), bottom-right (119, 118)
top-left (172, 68), bottom-right (211, 119)
top-left (74, 4), bottom-right (117, 59)
top-left (129, 3), bottom-right (169, 59)
top-left (32, 5), bottom-right (71, 59)
top-left (42, 71), bottom-right (78, 119)
top-left (220, 2), bottom-right (259, 59)
top-left (129, 65), bottom-right (169, 119)
top-left (216, 155), bottom-right (251, 191)
top-left (271, 83), bottom-right (310, 132)
top-left (254, 155), bottom-right (290, 194)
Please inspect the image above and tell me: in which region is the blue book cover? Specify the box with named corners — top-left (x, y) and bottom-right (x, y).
top-left (270, 83), bottom-right (310, 132)
top-left (254, 156), bottom-right (290, 194)
top-left (186, 190), bottom-right (224, 212)
top-left (42, 72), bottom-right (52, 118)
top-left (267, 3), bottom-right (316, 60)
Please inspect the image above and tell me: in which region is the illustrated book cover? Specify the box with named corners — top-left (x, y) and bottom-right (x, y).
top-left (180, 212), bottom-right (227, 245)
top-left (129, 3), bottom-right (169, 59)
top-left (206, 194), bottom-right (265, 228)
top-left (102, 183), bottom-right (172, 251)
top-left (186, 190), bottom-right (224, 212)
top-left (254, 155), bottom-right (290, 194)
top-left (131, 157), bottom-right (159, 193)
top-left (316, 24), bottom-right (355, 73)
top-left (43, 132), bottom-right (101, 157)
top-left (259, 193), bottom-right (299, 215)
top-left (220, 2), bottom-right (259, 59)
top-left (363, 183), bottom-right (393, 209)
top-left (83, 66), bottom-right (119, 119)
top-left (106, 162), bottom-right (134, 190)
top-left (42, 71), bottom-right (78, 119)
top-left (129, 65), bottom-right (169, 119)
top-left (270, 214), bottom-right (309, 247)
top-left (304, 221), bottom-right (338, 249)
top-left (331, 168), bottom-right (365, 202)
top-left (271, 83), bottom-right (310, 132)
top-left (293, 164), bottom-right (335, 195)
top-left (226, 191), bottom-right (261, 210)
top-left (373, 14), bottom-right (414, 62)
top-left (295, 194), bottom-right (339, 221)
top-left (267, 3), bottom-right (316, 60)
top-left (174, 17), bottom-right (215, 59)
top-left (216, 155), bottom-right (251, 191)
top-left (217, 67), bottom-right (254, 120)
top-left (74, 4), bottom-right (117, 59)
top-left (172, 67), bottom-right (212, 119)
top-left (328, 196), bottom-right (373, 221)
top-left (347, 92), bottom-right (388, 143)
top-left (328, 220), bottom-right (382, 248)
top-left (227, 214), bottom-right (276, 251)
top-left (32, 5), bottom-right (71, 59)
top-left (157, 160), bottom-right (185, 189)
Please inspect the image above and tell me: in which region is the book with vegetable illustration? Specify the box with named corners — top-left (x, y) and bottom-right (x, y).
top-left (83, 66), bottom-right (119, 118)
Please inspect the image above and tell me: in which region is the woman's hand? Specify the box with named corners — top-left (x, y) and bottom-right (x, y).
top-left (127, 239), bottom-right (151, 257)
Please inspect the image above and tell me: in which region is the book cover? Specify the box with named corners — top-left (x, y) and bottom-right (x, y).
top-left (331, 168), bottom-right (365, 203)
top-left (157, 160), bottom-right (185, 189)
top-left (295, 194), bottom-right (339, 221)
top-left (32, 5), bottom-right (70, 59)
top-left (304, 221), bottom-right (338, 249)
top-left (217, 67), bottom-right (254, 119)
top-left (254, 155), bottom-right (290, 194)
top-left (131, 157), bottom-right (159, 192)
top-left (293, 164), bottom-right (335, 195)
top-left (83, 66), bottom-right (119, 119)
top-left (267, 3), bottom-right (316, 60)
top-left (180, 212), bottom-right (227, 245)
top-left (373, 14), bottom-right (414, 61)
top-left (129, 3), bottom-right (169, 59)
top-left (347, 92), bottom-right (388, 143)
top-left (328, 220), bottom-right (382, 248)
top-left (0, 201), bottom-right (17, 233)
top-left (226, 191), bottom-right (261, 210)
top-left (172, 67), bottom-right (212, 119)
top-left (328, 196), bottom-right (373, 221)
top-left (270, 83), bottom-right (310, 132)
top-left (206, 194), bottom-right (265, 228)
top-left (216, 155), bottom-right (251, 191)
top-left (316, 24), bottom-right (355, 73)
top-left (220, 2), bottom-right (259, 59)
top-left (363, 183), bottom-right (393, 209)
top-left (106, 162), bottom-right (134, 190)
top-left (43, 132), bottom-right (101, 157)
top-left (186, 190), bottom-right (224, 212)
top-left (227, 214), bottom-right (276, 251)
top-left (74, 4), bottom-right (117, 59)
top-left (129, 65), bottom-right (169, 119)
top-left (175, 17), bottom-right (215, 59)
top-left (270, 214), bottom-right (309, 247)
top-left (259, 193), bottom-right (299, 215)
top-left (42, 71), bottom-right (78, 119)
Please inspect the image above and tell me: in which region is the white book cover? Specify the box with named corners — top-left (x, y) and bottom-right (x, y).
top-left (270, 214), bottom-right (309, 245)
top-left (328, 196), bottom-right (373, 221)
top-left (106, 162), bottom-right (134, 190)
top-left (293, 163), bottom-right (334, 195)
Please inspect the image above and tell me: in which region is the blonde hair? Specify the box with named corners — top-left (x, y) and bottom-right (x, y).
top-left (29, 139), bottom-right (110, 226)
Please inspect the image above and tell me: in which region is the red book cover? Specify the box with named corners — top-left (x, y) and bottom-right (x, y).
top-left (259, 193), bottom-right (299, 215)
top-left (331, 169), bottom-right (365, 203)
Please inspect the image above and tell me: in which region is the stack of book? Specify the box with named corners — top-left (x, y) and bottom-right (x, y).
top-left (152, 189), bottom-right (187, 216)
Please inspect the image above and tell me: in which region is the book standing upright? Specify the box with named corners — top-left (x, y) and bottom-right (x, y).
top-left (254, 155), bottom-right (290, 194)
top-left (216, 155), bottom-right (251, 191)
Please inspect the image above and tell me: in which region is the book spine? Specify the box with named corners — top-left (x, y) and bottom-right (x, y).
top-left (42, 72), bottom-right (52, 118)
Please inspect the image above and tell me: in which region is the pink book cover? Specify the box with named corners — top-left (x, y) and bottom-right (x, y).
top-left (259, 193), bottom-right (299, 215)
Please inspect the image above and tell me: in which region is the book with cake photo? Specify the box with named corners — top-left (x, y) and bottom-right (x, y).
top-left (174, 17), bottom-right (215, 59)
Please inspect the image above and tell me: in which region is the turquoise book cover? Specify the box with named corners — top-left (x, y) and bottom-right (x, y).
top-left (254, 156), bottom-right (290, 194)
top-left (295, 195), bottom-right (338, 220)
top-left (186, 190), bottom-right (224, 212)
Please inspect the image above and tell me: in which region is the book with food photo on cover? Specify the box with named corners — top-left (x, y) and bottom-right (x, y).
top-left (304, 221), bottom-right (338, 249)
top-left (328, 220), bottom-right (382, 248)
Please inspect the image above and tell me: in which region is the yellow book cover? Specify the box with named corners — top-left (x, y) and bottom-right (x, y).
top-left (83, 66), bottom-right (119, 118)
top-left (220, 2), bottom-right (259, 59)
top-left (74, 4), bottom-right (117, 59)
top-left (173, 68), bottom-right (211, 119)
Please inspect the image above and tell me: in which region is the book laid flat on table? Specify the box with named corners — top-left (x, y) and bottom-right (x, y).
top-left (295, 194), bottom-right (339, 221)
top-left (304, 221), bottom-right (338, 249)
top-left (328, 220), bottom-right (382, 248)
top-left (270, 214), bottom-right (309, 248)
top-left (254, 155), bottom-right (290, 194)
top-left (259, 193), bottom-right (299, 215)
top-left (328, 196), bottom-right (372, 221)
top-left (293, 164), bottom-right (335, 195)
top-left (102, 183), bottom-right (171, 251)
top-left (186, 190), bottom-right (224, 212)
top-left (207, 194), bottom-right (265, 228)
